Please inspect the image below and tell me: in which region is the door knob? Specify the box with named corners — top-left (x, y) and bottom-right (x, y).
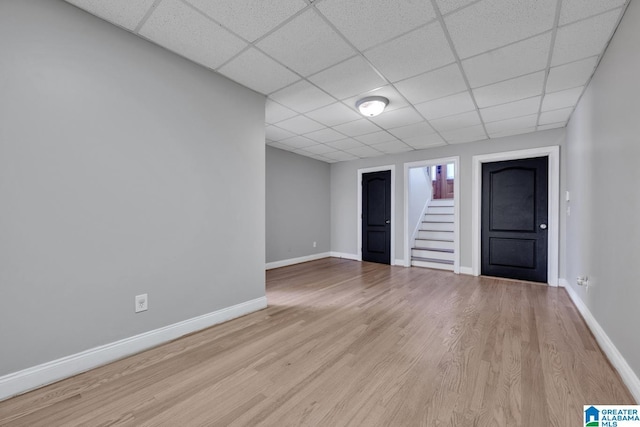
top-left (540, 224), bottom-right (547, 229)
top-left (385, 220), bottom-right (390, 224)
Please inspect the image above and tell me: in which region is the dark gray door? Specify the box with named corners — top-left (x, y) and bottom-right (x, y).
top-left (362, 170), bottom-right (391, 264)
top-left (481, 157), bottom-right (548, 282)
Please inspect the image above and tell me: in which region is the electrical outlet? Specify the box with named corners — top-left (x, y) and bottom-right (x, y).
top-left (313, 241), bottom-right (317, 248)
top-left (135, 294), bottom-right (148, 313)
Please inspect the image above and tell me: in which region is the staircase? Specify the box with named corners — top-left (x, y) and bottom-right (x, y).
top-left (411, 199), bottom-right (455, 271)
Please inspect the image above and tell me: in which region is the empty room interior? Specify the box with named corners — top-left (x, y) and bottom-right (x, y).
top-left (1, 0), bottom-right (640, 425)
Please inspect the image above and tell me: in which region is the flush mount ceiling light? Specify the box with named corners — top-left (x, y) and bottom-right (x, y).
top-left (356, 96), bottom-right (389, 117)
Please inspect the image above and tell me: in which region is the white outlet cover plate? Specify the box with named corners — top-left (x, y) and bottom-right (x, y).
top-left (135, 294), bottom-right (148, 313)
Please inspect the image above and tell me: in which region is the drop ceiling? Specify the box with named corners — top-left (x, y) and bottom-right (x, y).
top-left (65, 0), bottom-right (628, 163)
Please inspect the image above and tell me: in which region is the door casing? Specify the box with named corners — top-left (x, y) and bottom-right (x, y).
top-left (357, 165), bottom-right (395, 264)
top-left (472, 146), bottom-right (560, 286)
top-left (403, 157), bottom-right (460, 272)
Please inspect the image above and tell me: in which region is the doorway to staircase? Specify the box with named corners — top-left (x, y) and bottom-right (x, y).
top-left (404, 157), bottom-right (460, 273)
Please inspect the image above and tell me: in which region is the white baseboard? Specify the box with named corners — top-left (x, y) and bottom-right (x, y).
top-left (266, 252), bottom-right (330, 270)
top-left (563, 283), bottom-right (640, 403)
top-left (459, 266), bottom-right (474, 275)
top-left (0, 296), bottom-right (268, 402)
top-left (393, 259), bottom-right (406, 266)
top-left (329, 251), bottom-right (359, 261)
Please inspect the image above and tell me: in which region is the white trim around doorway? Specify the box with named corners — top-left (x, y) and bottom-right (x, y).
top-left (471, 146), bottom-right (560, 286)
top-left (403, 157), bottom-right (460, 273)
top-left (357, 165), bottom-right (395, 264)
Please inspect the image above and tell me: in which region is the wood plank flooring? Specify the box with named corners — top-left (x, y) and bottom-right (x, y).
top-left (0, 258), bottom-right (634, 426)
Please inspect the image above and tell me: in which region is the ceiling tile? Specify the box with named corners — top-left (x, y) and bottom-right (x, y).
top-left (298, 143), bottom-right (338, 155)
top-left (559, 0), bottom-right (626, 26)
top-left (305, 102), bottom-right (362, 127)
top-left (315, 0), bottom-right (436, 50)
top-left (429, 111), bottom-right (481, 132)
top-left (269, 80), bottom-right (335, 113)
top-left (435, 0), bottom-right (476, 16)
top-left (345, 146), bottom-right (384, 158)
top-left (538, 122), bottom-right (567, 131)
top-left (462, 32), bottom-right (551, 88)
top-left (355, 131), bottom-right (398, 145)
top-left (389, 121), bottom-right (436, 139)
top-left (184, 0), bottom-right (306, 42)
top-left (542, 86), bottom-right (584, 111)
top-left (308, 56), bottom-right (386, 100)
top-left (403, 134), bottom-right (446, 149)
top-left (265, 100), bottom-right (298, 124)
top-left (217, 48), bottom-right (300, 95)
top-left (539, 107), bottom-right (573, 125)
top-left (489, 127), bottom-right (537, 139)
top-left (370, 107), bottom-right (424, 129)
top-left (480, 97), bottom-right (541, 123)
top-left (305, 153), bottom-right (335, 163)
top-left (276, 115), bottom-right (325, 134)
top-left (395, 63), bottom-right (467, 104)
top-left (279, 135), bottom-right (318, 149)
top-left (473, 71), bottom-right (545, 108)
top-left (139, 0), bottom-right (248, 70)
top-left (415, 91), bottom-right (476, 120)
top-left (484, 114), bottom-right (538, 134)
top-left (445, 0), bottom-right (556, 59)
top-left (265, 125), bottom-right (295, 141)
top-left (546, 56), bottom-right (598, 92)
top-left (326, 139), bottom-right (365, 150)
top-left (342, 86), bottom-right (410, 114)
top-left (266, 141), bottom-right (295, 150)
top-left (441, 124), bottom-right (488, 144)
top-left (551, 9), bottom-right (622, 66)
top-left (66, 0), bottom-right (155, 30)
top-left (304, 127), bottom-right (346, 143)
top-left (371, 140), bottom-right (413, 154)
top-left (333, 119), bottom-right (381, 137)
top-left (275, 144), bottom-right (302, 152)
top-left (323, 151), bottom-right (359, 162)
top-left (364, 21), bottom-right (455, 83)
top-left (256, 9), bottom-right (355, 76)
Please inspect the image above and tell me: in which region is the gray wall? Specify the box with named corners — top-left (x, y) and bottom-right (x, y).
top-left (266, 147), bottom-right (331, 263)
top-left (564, 0), bottom-right (640, 378)
top-left (408, 166), bottom-right (432, 240)
top-left (330, 129), bottom-right (566, 269)
top-left (0, 0), bottom-right (265, 376)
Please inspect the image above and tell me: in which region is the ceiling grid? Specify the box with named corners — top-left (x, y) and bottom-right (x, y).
top-left (64, 0), bottom-right (630, 163)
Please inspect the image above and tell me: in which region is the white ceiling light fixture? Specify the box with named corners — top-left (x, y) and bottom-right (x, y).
top-left (356, 96), bottom-right (389, 117)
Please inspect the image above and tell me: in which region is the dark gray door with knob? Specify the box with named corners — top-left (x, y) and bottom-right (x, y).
top-left (362, 170), bottom-right (391, 264)
top-left (481, 157), bottom-right (548, 282)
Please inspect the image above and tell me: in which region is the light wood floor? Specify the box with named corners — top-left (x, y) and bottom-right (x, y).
top-left (0, 258), bottom-right (634, 426)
